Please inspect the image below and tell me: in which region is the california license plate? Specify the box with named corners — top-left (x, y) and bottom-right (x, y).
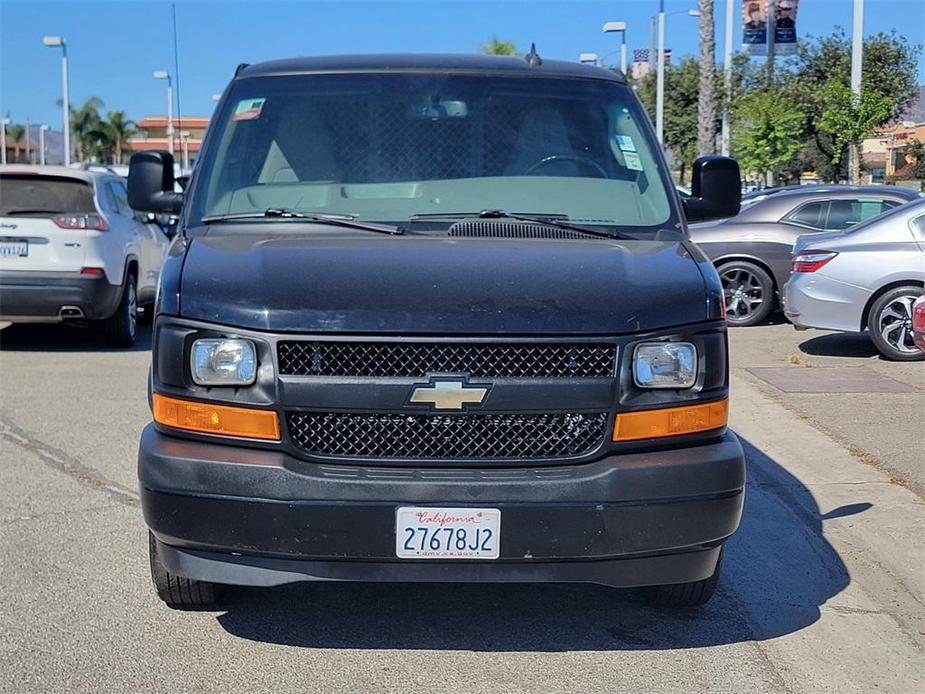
top-left (395, 507), bottom-right (501, 559)
top-left (0, 240), bottom-right (27, 257)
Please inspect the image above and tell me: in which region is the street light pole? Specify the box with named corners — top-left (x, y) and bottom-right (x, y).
top-left (39, 125), bottom-right (48, 165)
top-left (850, 0), bottom-right (864, 184)
top-left (154, 71), bottom-right (174, 156)
top-left (0, 118), bottom-right (8, 165)
top-left (42, 36), bottom-right (70, 166)
top-left (180, 131), bottom-right (190, 171)
top-left (603, 21), bottom-right (628, 75)
top-left (656, 0), bottom-right (666, 144)
top-left (721, 0), bottom-right (734, 156)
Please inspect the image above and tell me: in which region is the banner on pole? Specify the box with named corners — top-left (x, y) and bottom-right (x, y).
top-left (742, 1), bottom-right (768, 55)
top-left (742, 0), bottom-right (799, 56)
top-left (775, 0), bottom-right (799, 55)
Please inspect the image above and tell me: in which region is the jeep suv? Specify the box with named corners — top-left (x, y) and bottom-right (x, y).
top-left (130, 54), bottom-right (745, 608)
top-left (0, 165), bottom-right (170, 345)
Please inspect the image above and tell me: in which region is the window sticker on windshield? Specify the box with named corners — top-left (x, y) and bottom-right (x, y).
top-left (623, 151), bottom-right (644, 171)
top-left (615, 134), bottom-right (637, 153)
top-left (233, 98), bottom-right (266, 121)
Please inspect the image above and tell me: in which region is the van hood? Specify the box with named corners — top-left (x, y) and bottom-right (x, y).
top-left (178, 231), bottom-right (710, 334)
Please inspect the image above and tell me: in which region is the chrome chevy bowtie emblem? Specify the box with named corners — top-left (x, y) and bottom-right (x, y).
top-left (408, 379), bottom-right (490, 410)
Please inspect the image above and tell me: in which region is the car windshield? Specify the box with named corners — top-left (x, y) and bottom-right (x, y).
top-left (0, 175), bottom-right (97, 217)
top-left (189, 72), bottom-right (674, 231)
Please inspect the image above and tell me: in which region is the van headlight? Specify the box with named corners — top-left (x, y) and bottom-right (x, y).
top-left (633, 342), bottom-right (697, 389)
top-left (190, 338), bottom-right (257, 386)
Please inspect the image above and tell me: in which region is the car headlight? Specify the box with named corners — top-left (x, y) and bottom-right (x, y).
top-left (633, 342), bottom-right (697, 389)
top-left (190, 338), bottom-right (257, 386)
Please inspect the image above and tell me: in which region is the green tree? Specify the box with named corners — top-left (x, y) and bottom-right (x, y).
top-left (786, 30), bottom-right (920, 181)
top-left (94, 110), bottom-right (138, 164)
top-left (66, 97), bottom-right (106, 161)
top-left (480, 37), bottom-right (518, 56)
top-left (6, 123), bottom-right (25, 162)
top-left (732, 88), bottom-right (805, 184)
top-left (637, 57), bottom-right (702, 183)
top-left (816, 80), bottom-right (894, 175)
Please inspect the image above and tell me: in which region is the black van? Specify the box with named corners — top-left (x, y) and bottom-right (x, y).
top-left (130, 53), bottom-right (744, 609)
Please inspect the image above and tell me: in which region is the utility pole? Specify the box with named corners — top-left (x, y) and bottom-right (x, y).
top-left (766, 0), bottom-right (776, 186)
top-left (656, 0), bottom-right (666, 144)
top-left (849, 0), bottom-right (864, 184)
top-left (0, 118), bottom-right (8, 165)
top-left (39, 125), bottom-right (48, 165)
top-left (721, 0), bottom-right (734, 156)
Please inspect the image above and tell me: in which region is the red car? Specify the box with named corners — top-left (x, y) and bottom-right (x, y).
top-left (913, 295), bottom-right (925, 350)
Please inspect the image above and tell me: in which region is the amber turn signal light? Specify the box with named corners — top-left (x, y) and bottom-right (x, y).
top-left (152, 393), bottom-right (280, 440)
top-left (613, 399), bottom-right (728, 442)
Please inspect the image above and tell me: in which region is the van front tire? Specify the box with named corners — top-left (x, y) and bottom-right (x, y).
top-left (149, 532), bottom-right (223, 607)
top-left (641, 548), bottom-right (723, 607)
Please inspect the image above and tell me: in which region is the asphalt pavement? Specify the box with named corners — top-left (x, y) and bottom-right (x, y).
top-left (1, 321), bottom-right (923, 693)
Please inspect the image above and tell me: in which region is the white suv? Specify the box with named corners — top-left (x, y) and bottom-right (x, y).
top-left (0, 165), bottom-right (170, 346)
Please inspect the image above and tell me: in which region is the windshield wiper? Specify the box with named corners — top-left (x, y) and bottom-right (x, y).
top-left (201, 208), bottom-right (403, 235)
top-left (409, 209), bottom-right (631, 240)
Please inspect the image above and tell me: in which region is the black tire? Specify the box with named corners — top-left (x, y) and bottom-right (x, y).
top-left (148, 532), bottom-right (223, 607)
top-left (718, 261), bottom-right (775, 327)
top-left (139, 303), bottom-right (155, 324)
top-left (641, 548), bottom-right (723, 607)
top-left (867, 285), bottom-right (925, 362)
top-left (102, 272), bottom-right (138, 347)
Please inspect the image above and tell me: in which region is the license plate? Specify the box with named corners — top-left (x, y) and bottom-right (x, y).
top-left (396, 507), bottom-right (501, 559)
top-left (0, 240), bottom-right (27, 257)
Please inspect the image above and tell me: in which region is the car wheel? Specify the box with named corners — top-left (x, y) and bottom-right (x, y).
top-left (148, 532), bottom-right (223, 607)
top-left (139, 303), bottom-right (155, 324)
top-left (641, 548), bottom-right (723, 608)
top-left (867, 285), bottom-right (925, 362)
top-left (718, 261), bottom-right (774, 327)
top-left (102, 273), bottom-right (138, 347)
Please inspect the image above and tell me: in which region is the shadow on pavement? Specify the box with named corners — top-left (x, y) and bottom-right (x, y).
top-left (213, 435), bottom-right (858, 651)
top-left (0, 321), bottom-right (152, 352)
top-left (798, 331), bottom-right (879, 359)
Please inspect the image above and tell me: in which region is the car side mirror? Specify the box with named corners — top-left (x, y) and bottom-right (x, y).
top-left (683, 156), bottom-right (741, 223)
top-left (128, 150), bottom-right (183, 215)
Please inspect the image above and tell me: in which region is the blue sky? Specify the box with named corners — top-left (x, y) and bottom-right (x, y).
top-left (1, 0), bottom-right (923, 128)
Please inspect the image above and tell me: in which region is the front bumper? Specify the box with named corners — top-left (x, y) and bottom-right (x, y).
top-left (0, 271), bottom-right (122, 321)
top-left (140, 425), bottom-right (746, 588)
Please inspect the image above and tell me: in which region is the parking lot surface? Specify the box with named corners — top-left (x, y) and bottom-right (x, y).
top-left (1, 322), bottom-right (923, 693)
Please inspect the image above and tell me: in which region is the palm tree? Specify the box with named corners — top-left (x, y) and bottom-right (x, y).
top-left (480, 37), bottom-right (518, 56)
top-left (6, 123), bottom-right (25, 162)
top-left (98, 111), bottom-right (138, 164)
top-left (65, 97), bottom-right (105, 161)
top-left (697, 0), bottom-right (717, 156)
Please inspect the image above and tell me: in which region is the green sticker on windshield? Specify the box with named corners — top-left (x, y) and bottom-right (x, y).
top-left (233, 97), bottom-right (266, 121)
top-left (615, 134), bottom-right (637, 152)
top-left (623, 151), bottom-right (643, 171)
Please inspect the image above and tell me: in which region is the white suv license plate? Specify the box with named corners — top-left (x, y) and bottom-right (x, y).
top-left (0, 240), bottom-right (28, 257)
top-left (395, 507), bottom-right (501, 559)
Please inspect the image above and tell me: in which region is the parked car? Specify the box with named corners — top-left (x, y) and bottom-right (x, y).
top-left (0, 165), bottom-right (171, 346)
top-left (784, 198), bottom-right (925, 361)
top-left (690, 186), bottom-right (920, 326)
top-left (913, 295), bottom-right (925, 350)
top-left (130, 53), bottom-right (746, 609)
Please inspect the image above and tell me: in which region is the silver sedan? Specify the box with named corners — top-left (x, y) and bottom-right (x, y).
top-left (783, 198), bottom-right (925, 361)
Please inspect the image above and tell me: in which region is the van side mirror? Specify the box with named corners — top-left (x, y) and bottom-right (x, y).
top-left (683, 156), bottom-right (741, 223)
top-left (128, 150), bottom-right (183, 215)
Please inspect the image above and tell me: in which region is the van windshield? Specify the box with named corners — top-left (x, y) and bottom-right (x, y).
top-left (190, 73), bottom-right (674, 231)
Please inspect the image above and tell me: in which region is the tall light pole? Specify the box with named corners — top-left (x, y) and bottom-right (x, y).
top-left (153, 70), bottom-right (174, 156)
top-left (850, 0), bottom-right (864, 184)
top-left (603, 21), bottom-right (628, 75)
top-left (42, 36), bottom-right (70, 166)
top-left (721, 0), bottom-right (734, 156)
top-left (656, 1), bottom-right (666, 144)
top-left (180, 130), bottom-right (190, 171)
top-left (39, 125), bottom-right (48, 165)
top-left (0, 118), bottom-right (9, 165)
top-left (656, 6), bottom-right (700, 146)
